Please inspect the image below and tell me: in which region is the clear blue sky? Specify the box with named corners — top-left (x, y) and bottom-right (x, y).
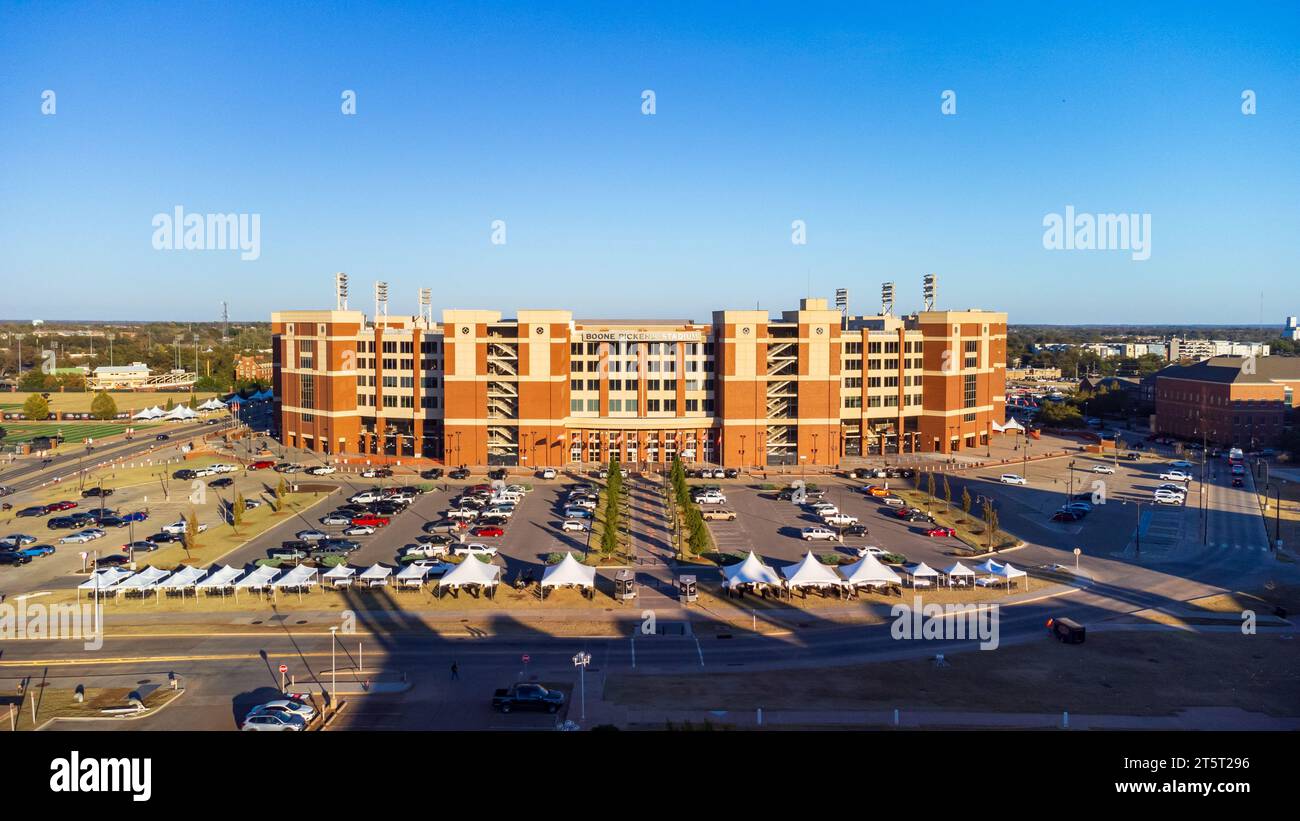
top-left (2, 1), bottom-right (1297, 324)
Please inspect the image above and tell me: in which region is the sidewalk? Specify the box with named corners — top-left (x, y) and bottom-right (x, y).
top-left (598, 705), bottom-right (1300, 731)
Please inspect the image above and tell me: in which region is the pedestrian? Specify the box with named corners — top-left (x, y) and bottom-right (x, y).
top-left (450, 661), bottom-right (459, 681)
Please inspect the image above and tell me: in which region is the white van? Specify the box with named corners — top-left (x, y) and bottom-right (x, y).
top-left (493, 491), bottom-right (523, 504)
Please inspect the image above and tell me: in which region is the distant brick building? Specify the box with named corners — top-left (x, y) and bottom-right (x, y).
top-left (234, 355), bottom-right (273, 383)
top-left (1154, 356), bottom-right (1300, 447)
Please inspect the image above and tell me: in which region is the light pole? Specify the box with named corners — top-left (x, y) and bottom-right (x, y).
top-left (329, 626), bottom-right (338, 707)
top-left (572, 650), bottom-right (591, 722)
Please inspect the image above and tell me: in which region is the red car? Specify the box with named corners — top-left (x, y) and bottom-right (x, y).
top-left (350, 515), bottom-right (390, 528)
top-left (49, 500), bottom-right (78, 511)
top-left (1231, 476), bottom-right (1244, 487)
top-left (924, 526), bottom-right (956, 538)
top-left (249, 460), bottom-right (276, 470)
top-left (893, 507), bottom-right (920, 519)
top-left (470, 525), bottom-right (505, 538)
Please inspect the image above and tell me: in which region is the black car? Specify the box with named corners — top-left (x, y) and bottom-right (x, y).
top-left (209, 477), bottom-right (234, 488)
top-left (843, 524), bottom-right (869, 537)
top-left (904, 511), bottom-right (934, 523)
top-left (723, 468), bottom-right (740, 479)
top-left (173, 468), bottom-right (197, 480)
top-left (17, 506), bottom-right (49, 518)
top-left (148, 532), bottom-right (180, 543)
top-left (319, 538), bottom-right (360, 552)
top-left (96, 517), bottom-right (128, 528)
top-left (0, 551), bottom-right (32, 566)
top-left (448, 468), bottom-right (471, 480)
top-left (416, 533), bottom-right (454, 546)
top-left (477, 514), bottom-right (509, 527)
top-left (420, 468), bottom-right (444, 480)
top-left (123, 540), bottom-right (158, 553)
top-left (487, 468), bottom-right (508, 480)
top-left (95, 554), bottom-right (130, 568)
top-left (47, 516), bottom-right (79, 529)
top-left (81, 487), bottom-right (114, 498)
top-left (155, 433), bottom-right (171, 441)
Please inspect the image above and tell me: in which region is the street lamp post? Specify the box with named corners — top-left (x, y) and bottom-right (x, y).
top-left (329, 626), bottom-right (338, 707)
top-left (572, 651), bottom-right (591, 722)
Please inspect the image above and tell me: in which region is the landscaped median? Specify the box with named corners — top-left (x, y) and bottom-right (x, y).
top-left (893, 485), bottom-right (1021, 554)
top-left (5, 682), bottom-right (184, 731)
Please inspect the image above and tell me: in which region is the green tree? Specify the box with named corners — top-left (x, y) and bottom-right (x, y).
top-left (90, 391), bottom-right (118, 421)
top-left (272, 477), bottom-right (287, 512)
top-left (232, 492), bottom-right (246, 529)
top-left (18, 370), bottom-right (49, 392)
top-left (22, 393), bottom-right (50, 420)
top-left (961, 487), bottom-right (973, 519)
top-left (184, 508), bottom-right (201, 554)
top-left (942, 475), bottom-right (952, 510)
top-left (164, 397), bottom-right (175, 411)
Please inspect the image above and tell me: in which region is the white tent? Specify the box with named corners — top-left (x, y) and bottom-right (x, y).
top-left (195, 564), bottom-right (243, 593)
top-left (132, 407), bottom-right (161, 420)
top-left (903, 561), bottom-right (940, 588)
top-left (234, 564), bottom-right (280, 593)
top-left (781, 551), bottom-right (844, 593)
top-left (162, 404), bottom-right (199, 421)
top-left (112, 566), bottom-right (172, 598)
top-left (359, 563), bottom-right (393, 587)
top-left (394, 562), bottom-right (431, 589)
top-left (992, 417), bottom-right (1025, 433)
top-left (841, 554), bottom-right (902, 589)
top-left (322, 564), bottom-right (357, 588)
top-left (943, 561), bottom-right (977, 587)
top-left (722, 551), bottom-right (782, 590)
top-left (540, 553), bottom-right (596, 597)
top-left (197, 397), bottom-right (226, 411)
top-left (78, 567), bottom-right (134, 595)
top-left (438, 556), bottom-right (502, 595)
top-left (156, 565), bottom-right (208, 595)
top-left (271, 564), bottom-right (319, 590)
top-left (995, 561), bottom-right (1027, 591)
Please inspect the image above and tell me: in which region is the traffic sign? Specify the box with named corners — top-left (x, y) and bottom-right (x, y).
top-left (279, 664), bottom-right (288, 674)
top-left (521, 654), bottom-right (530, 664)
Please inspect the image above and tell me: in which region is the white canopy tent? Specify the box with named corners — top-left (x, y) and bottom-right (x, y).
top-left (233, 564), bottom-right (280, 596)
top-left (156, 565), bottom-right (208, 597)
top-left (195, 564), bottom-right (244, 595)
top-left (132, 406), bottom-right (162, 420)
top-left (112, 566), bottom-right (172, 598)
top-left (721, 551), bottom-right (782, 593)
top-left (394, 562), bottom-right (431, 589)
top-left (995, 561), bottom-right (1027, 592)
top-left (943, 561), bottom-right (978, 587)
top-left (197, 397), bottom-right (227, 411)
top-left (992, 417), bottom-right (1026, 433)
top-left (272, 564), bottom-right (319, 590)
top-left (840, 554), bottom-right (902, 590)
top-left (540, 553), bottom-right (596, 599)
top-left (438, 556), bottom-right (502, 597)
top-left (162, 404), bottom-right (199, 421)
top-left (781, 551), bottom-right (845, 596)
top-left (359, 563), bottom-right (393, 587)
top-left (78, 567), bottom-right (134, 597)
top-left (903, 561), bottom-right (940, 588)
top-left (322, 564), bottom-right (357, 589)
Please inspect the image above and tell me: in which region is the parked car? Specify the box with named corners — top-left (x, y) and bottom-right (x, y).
top-left (470, 525), bottom-right (505, 538)
top-left (0, 534), bottom-right (37, 548)
top-left (95, 554), bottom-right (131, 568)
top-left (162, 520), bottom-right (208, 535)
top-left (241, 711), bottom-right (306, 732)
top-left (999, 474), bottom-right (1027, 485)
top-left (563, 507), bottom-right (593, 520)
top-left (122, 540), bottom-right (158, 553)
top-left (0, 551), bottom-right (33, 566)
top-left (250, 699), bottom-right (316, 722)
top-left (823, 513), bottom-right (858, 527)
top-left (560, 519), bottom-right (590, 532)
top-left (492, 682), bottom-right (565, 714)
top-left (924, 526), bottom-right (957, 538)
top-left (1232, 476), bottom-right (1244, 487)
top-left (420, 468), bottom-right (444, 480)
top-left (449, 468), bottom-right (471, 480)
top-left (856, 546), bottom-right (887, 558)
top-left (1092, 464), bottom-right (1115, 474)
top-left (350, 515), bottom-right (390, 528)
top-left (17, 544), bottom-right (56, 559)
top-left (1160, 470), bottom-right (1191, 482)
top-left (1170, 460), bottom-right (1194, 469)
top-left (801, 527), bottom-right (837, 541)
top-left (538, 468), bottom-right (558, 480)
top-left (295, 529), bottom-right (329, 541)
top-left (269, 544), bottom-right (310, 562)
top-left (360, 467), bottom-right (392, 478)
top-left (701, 509), bottom-right (737, 521)
top-left (155, 433), bottom-right (170, 441)
top-left (403, 542), bottom-right (450, 559)
top-left (881, 496), bottom-right (905, 507)
top-left (249, 460), bottom-right (276, 470)
top-left (307, 465), bottom-right (337, 475)
top-left (320, 514), bottom-right (353, 526)
top-left (17, 506), bottom-right (49, 518)
top-left (1051, 510), bottom-right (1084, 522)
top-left (453, 543), bottom-right (499, 557)
top-left (209, 477), bottom-right (234, 488)
top-left (81, 487), bottom-right (115, 498)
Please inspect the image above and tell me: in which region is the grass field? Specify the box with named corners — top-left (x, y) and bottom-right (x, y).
top-left (1, 421), bottom-right (159, 445)
top-left (1, 390), bottom-right (219, 414)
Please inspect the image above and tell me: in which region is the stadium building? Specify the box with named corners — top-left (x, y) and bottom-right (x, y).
top-left (272, 284), bottom-right (1006, 468)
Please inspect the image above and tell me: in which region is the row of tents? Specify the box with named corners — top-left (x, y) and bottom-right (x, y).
top-left (76, 552), bottom-right (600, 600)
top-left (130, 391), bottom-right (274, 421)
top-left (722, 551), bottom-right (1027, 596)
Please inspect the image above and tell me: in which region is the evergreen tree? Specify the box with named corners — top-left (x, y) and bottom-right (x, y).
top-left (22, 393), bottom-right (49, 420)
top-left (90, 391), bottom-right (117, 421)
